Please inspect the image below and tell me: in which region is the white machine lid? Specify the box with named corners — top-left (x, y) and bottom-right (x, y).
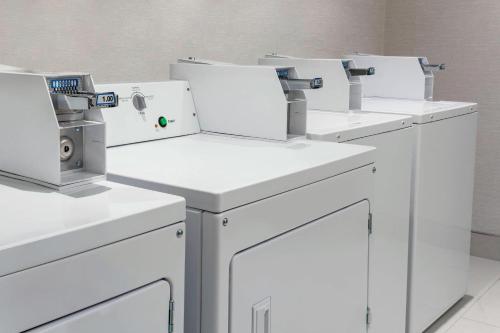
top-left (307, 110), bottom-right (412, 142)
top-left (0, 177), bottom-right (185, 277)
top-left (362, 97), bottom-right (477, 124)
top-left (107, 133), bottom-right (375, 213)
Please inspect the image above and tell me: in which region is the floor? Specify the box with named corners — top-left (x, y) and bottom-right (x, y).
top-left (425, 256), bottom-right (500, 332)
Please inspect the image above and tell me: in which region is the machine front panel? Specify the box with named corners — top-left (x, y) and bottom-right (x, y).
top-left (408, 113), bottom-right (477, 333)
top-left (350, 127), bottom-right (413, 333)
top-left (229, 200), bottom-right (369, 333)
top-left (0, 224), bottom-right (185, 333)
top-left (28, 281), bottom-right (170, 333)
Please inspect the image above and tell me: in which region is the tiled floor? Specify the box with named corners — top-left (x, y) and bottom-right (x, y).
top-left (425, 256), bottom-right (500, 332)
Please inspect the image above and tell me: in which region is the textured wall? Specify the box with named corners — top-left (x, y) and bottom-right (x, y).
top-left (0, 0), bottom-right (386, 83)
top-left (2, 0), bottom-right (499, 256)
top-left (385, 1), bottom-right (500, 258)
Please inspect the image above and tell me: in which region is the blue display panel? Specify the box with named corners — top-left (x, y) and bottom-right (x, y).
top-left (276, 68), bottom-right (289, 79)
top-left (49, 77), bottom-right (80, 91)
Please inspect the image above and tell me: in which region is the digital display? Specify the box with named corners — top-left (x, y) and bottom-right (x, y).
top-left (276, 69), bottom-right (289, 79)
top-left (51, 78), bottom-right (80, 90)
top-left (96, 92), bottom-right (117, 107)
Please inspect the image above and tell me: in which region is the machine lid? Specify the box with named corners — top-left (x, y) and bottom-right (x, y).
top-left (307, 110), bottom-right (412, 143)
top-left (107, 133), bottom-right (375, 213)
top-left (362, 97), bottom-right (478, 124)
top-left (0, 178), bottom-right (185, 277)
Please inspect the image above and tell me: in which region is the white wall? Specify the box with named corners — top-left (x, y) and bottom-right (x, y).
top-left (2, 0), bottom-right (500, 259)
top-left (385, 0), bottom-right (500, 260)
top-left (0, 0), bottom-right (386, 83)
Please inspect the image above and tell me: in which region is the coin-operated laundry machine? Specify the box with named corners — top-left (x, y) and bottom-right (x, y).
top-left (98, 59), bottom-right (377, 333)
top-left (347, 54), bottom-right (478, 333)
top-left (259, 54), bottom-right (414, 333)
top-left (0, 69), bottom-right (187, 333)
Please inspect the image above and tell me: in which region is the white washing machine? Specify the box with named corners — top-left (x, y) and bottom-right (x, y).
top-left (0, 69), bottom-right (187, 333)
top-left (259, 55), bottom-right (414, 333)
top-left (349, 54), bottom-right (478, 333)
top-left (98, 64), bottom-right (376, 333)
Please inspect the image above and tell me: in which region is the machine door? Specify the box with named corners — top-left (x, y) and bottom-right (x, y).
top-left (230, 200), bottom-right (369, 333)
top-left (28, 281), bottom-right (171, 333)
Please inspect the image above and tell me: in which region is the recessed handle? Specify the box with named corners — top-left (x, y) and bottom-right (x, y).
top-left (252, 297), bottom-right (271, 333)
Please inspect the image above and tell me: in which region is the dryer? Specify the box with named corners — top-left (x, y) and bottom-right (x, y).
top-left (98, 62), bottom-right (376, 333)
top-left (348, 54), bottom-right (478, 333)
top-left (0, 68), bottom-right (186, 333)
top-left (0, 177), bottom-right (186, 333)
top-left (259, 55), bottom-right (414, 333)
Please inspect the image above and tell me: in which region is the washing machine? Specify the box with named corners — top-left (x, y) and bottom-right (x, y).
top-left (98, 62), bottom-right (376, 333)
top-left (349, 54), bottom-right (478, 333)
top-left (0, 69), bottom-right (187, 333)
top-left (259, 55), bottom-right (414, 333)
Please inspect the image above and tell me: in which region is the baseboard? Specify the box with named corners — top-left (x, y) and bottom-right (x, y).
top-left (471, 232), bottom-right (500, 261)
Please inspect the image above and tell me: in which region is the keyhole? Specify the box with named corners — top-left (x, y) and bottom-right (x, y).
top-left (64, 146), bottom-right (70, 153)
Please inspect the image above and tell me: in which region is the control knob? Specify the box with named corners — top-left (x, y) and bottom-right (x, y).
top-left (132, 94), bottom-right (147, 111)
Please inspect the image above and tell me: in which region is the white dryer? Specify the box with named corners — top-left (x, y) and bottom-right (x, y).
top-left (98, 67), bottom-right (376, 333)
top-left (349, 54), bottom-right (478, 333)
top-left (0, 177), bottom-right (186, 333)
top-left (259, 55), bottom-right (414, 333)
top-left (0, 69), bottom-right (186, 333)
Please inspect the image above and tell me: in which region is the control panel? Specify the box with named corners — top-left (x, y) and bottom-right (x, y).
top-left (96, 81), bottom-right (201, 147)
top-left (0, 71), bottom-right (112, 188)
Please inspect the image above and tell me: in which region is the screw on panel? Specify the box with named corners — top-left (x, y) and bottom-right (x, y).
top-left (372, 166), bottom-right (377, 173)
top-left (222, 218), bottom-right (229, 226)
top-left (176, 229), bottom-right (184, 238)
top-left (76, 160), bottom-right (83, 168)
top-left (336, 134), bottom-right (341, 139)
top-left (402, 121), bottom-right (406, 125)
top-left (187, 87), bottom-right (190, 91)
top-left (430, 115), bottom-right (434, 119)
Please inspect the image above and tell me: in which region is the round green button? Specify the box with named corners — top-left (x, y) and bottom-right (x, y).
top-left (158, 116), bottom-right (167, 128)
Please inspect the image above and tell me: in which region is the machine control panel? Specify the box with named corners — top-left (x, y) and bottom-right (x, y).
top-left (96, 81), bottom-right (200, 147)
top-left (0, 70), bottom-right (109, 188)
top-left (47, 75), bottom-right (118, 123)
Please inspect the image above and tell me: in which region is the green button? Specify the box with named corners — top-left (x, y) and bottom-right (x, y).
top-left (158, 116), bottom-right (167, 128)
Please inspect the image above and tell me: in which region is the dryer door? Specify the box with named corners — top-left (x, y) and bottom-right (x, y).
top-left (28, 280), bottom-right (171, 333)
top-left (229, 200), bottom-right (369, 333)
